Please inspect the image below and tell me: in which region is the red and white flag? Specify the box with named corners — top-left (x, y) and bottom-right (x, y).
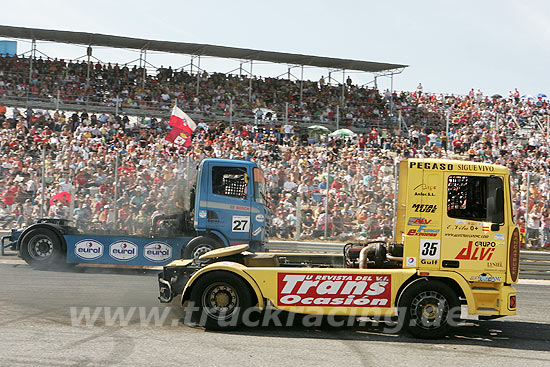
top-left (165, 127), bottom-right (192, 147)
top-left (169, 106), bottom-right (196, 135)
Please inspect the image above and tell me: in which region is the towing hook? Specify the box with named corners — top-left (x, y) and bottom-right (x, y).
top-left (158, 277), bottom-right (174, 303)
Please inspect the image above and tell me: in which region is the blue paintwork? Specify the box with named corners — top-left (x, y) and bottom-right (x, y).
top-left (65, 235), bottom-right (194, 266)
top-left (194, 159), bottom-right (269, 248)
top-left (21, 158), bottom-right (270, 267)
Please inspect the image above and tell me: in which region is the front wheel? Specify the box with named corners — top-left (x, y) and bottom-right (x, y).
top-left (19, 228), bottom-right (65, 270)
top-left (188, 271), bottom-right (253, 330)
top-left (183, 236), bottom-right (220, 259)
top-left (398, 280), bottom-right (460, 339)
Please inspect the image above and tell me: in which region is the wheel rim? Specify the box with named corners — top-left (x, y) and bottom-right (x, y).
top-left (409, 290), bottom-right (449, 329)
top-left (202, 282), bottom-right (239, 320)
top-left (27, 234), bottom-right (54, 261)
top-left (193, 244), bottom-right (214, 259)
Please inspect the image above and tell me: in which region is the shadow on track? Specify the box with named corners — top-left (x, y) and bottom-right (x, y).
top-left (201, 315), bottom-right (550, 354)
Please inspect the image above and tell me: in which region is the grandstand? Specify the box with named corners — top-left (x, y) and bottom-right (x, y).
top-left (0, 26), bottom-right (549, 248)
top-left (0, 25), bottom-right (408, 132)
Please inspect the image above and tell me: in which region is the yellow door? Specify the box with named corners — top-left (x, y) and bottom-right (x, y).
top-left (440, 173), bottom-right (508, 280)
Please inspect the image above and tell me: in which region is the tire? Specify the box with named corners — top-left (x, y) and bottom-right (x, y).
top-left (398, 279), bottom-right (460, 339)
top-left (183, 236), bottom-right (220, 259)
top-left (19, 228), bottom-right (65, 270)
top-left (189, 271), bottom-right (253, 330)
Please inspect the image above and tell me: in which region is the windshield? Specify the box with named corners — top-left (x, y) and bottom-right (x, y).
top-left (253, 168), bottom-right (267, 205)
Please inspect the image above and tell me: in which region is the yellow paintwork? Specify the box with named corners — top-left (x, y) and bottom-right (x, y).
top-left (199, 244), bottom-right (250, 259)
top-left (165, 259), bottom-right (194, 268)
top-left (181, 159), bottom-right (517, 318)
top-left (182, 261), bottom-right (266, 309)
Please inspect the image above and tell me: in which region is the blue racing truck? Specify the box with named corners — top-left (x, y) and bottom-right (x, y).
top-left (5, 158), bottom-right (270, 270)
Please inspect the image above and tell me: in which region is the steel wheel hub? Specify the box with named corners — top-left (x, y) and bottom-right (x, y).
top-left (28, 235), bottom-right (54, 261)
top-left (410, 290), bottom-right (449, 329)
top-left (193, 245), bottom-right (213, 259)
top-left (203, 283), bottom-right (239, 320)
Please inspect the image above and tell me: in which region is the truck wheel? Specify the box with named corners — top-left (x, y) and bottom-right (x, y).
top-left (398, 280), bottom-right (459, 339)
top-left (189, 271), bottom-right (253, 330)
top-left (19, 228), bottom-right (64, 270)
top-left (183, 236), bottom-right (220, 259)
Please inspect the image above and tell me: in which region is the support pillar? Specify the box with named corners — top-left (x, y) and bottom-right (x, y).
top-left (26, 39), bottom-right (36, 106)
top-left (299, 65), bottom-right (304, 104)
top-left (196, 56), bottom-right (201, 95)
top-left (248, 61), bottom-right (253, 103)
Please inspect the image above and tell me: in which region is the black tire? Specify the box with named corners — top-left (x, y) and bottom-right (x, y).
top-left (19, 228), bottom-right (65, 270)
top-left (189, 271), bottom-right (253, 330)
top-left (398, 279), bottom-right (460, 339)
top-left (183, 236), bottom-right (220, 259)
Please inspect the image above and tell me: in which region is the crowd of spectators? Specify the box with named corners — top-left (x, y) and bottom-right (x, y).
top-left (0, 55), bottom-right (418, 128)
top-left (1, 54), bottom-right (550, 248)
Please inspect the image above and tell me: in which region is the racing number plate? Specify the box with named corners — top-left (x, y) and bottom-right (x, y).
top-left (232, 216), bottom-right (250, 232)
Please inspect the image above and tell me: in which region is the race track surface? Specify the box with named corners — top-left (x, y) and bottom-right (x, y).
top-left (0, 262), bottom-right (549, 367)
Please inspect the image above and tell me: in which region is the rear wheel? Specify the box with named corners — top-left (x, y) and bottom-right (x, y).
top-left (183, 236), bottom-right (220, 259)
top-left (189, 271), bottom-right (253, 330)
top-left (398, 280), bottom-right (460, 339)
top-left (19, 228), bottom-right (65, 270)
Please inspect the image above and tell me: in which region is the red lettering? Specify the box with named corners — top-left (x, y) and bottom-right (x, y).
top-left (471, 247), bottom-right (479, 260)
top-left (455, 242), bottom-right (472, 260)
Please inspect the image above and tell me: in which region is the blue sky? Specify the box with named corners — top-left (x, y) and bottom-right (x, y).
top-left (2, 0), bottom-right (550, 96)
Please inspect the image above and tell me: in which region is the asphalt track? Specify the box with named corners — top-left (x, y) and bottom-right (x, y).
top-left (0, 261), bottom-right (549, 367)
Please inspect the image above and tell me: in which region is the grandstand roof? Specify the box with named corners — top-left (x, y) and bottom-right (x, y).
top-left (0, 25), bottom-right (407, 73)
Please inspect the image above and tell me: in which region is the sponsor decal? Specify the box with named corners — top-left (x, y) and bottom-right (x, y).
top-left (198, 210), bottom-right (207, 219)
top-left (407, 226), bottom-right (440, 237)
top-left (508, 228), bottom-right (520, 281)
top-left (405, 256), bottom-right (417, 267)
top-left (420, 239), bottom-right (440, 260)
top-left (144, 242), bottom-right (172, 262)
top-left (456, 163), bottom-right (494, 172)
top-left (470, 275), bottom-right (503, 282)
top-left (444, 232), bottom-right (489, 239)
top-left (255, 214), bottom-right (265, 223)
top-left (408, 217), bottom-right (432, 225)
top-left (455, 241), bottom-right (495, 261)
top-left (277, 273), bottom-right (391, 307)
top-left (252, 227), bottom-right (262, 237)
top-left (235, 205), bottom-right (250, 211)
top-left (409, 161), bottom-right (495, 172)
top-left (447, 224), bottom-right (480, 231)
top-left (413, 184), bottom-right (437, 197)
top-left (421, 259), bottom-right (438, 265)
top-left (74, 240), bottom-right (104, 260)
top-left (495, 233), bottom-right (505, 241)
top-left (486, 261), bottom-right (503, 268)
top-left (412, 204), bottom-right (437, 213)
top-left (456, 220), bottom-right (466, 224)
top-left (409, 161), bottom-right (452, 170)
top-left (232, 216), bottom-right (250, 232)
top-left (109, 241), bottom-right (137, 261)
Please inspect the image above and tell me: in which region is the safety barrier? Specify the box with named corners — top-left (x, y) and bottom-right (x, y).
top-left (266, 241), bottom-right (550, 280)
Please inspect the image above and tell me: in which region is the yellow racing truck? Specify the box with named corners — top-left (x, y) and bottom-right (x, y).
top-left (158, 159), bottom-right (520, 338)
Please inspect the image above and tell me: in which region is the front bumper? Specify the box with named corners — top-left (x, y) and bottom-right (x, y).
top-left (158, 262), bottom-right (202, 303)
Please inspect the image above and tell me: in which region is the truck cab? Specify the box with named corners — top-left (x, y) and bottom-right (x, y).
top-left (189, 158), bottom-right (270, 258)
top-left (396, 159), bottom-right (520, 287)
top-left (14, 158), bottom-right (271, 269)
